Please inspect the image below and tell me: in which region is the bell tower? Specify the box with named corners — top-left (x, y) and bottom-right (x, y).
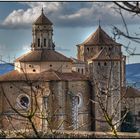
top-left (31, 8), bottom-right (55, 50)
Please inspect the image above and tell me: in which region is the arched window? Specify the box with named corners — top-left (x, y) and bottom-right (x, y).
top-left (71, 92), bottom-right (83, 129)
top-left (38, 38), bottom-right (40, 47)
top-left (98, 62), bottom-right (101, 66)
top-left (78, 68), bottom-right (80, 73)
top-left (87, 47), bottom-right (89, 52)
top-left (104, 62), bottom-right (107, 66)
top-left (81, 68), bottom-right (84, 74)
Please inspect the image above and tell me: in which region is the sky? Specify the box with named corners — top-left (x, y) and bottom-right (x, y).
top-left (0, 2), bottom-right (140, 64)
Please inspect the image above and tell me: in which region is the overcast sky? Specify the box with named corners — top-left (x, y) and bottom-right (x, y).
top-left (0, 2), bottom-right (140, 64)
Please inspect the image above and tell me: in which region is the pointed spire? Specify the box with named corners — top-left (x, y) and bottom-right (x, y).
top-left (33, 7), bottom-right (53, 25)
top-left (98, 19), bottom-right (101, 28)
top-left (41, 7), bottom-right (44, 14)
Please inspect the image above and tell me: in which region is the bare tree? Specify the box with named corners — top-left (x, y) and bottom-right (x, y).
top-left (113, 2), bottom-right (140, 56)
top-left (0, 61), bottom-right (71, 138)
top-left (88, 47), bottom-right (129, 138)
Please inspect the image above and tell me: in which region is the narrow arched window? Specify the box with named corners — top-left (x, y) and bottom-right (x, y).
top-left (44, 38), bottom-right (46, 46)
top-left (81, 68), bottom-right (84, 74)
top-left (104, 62), bottom-right (107, 66)
top-left (38, 38), bottom-right (40, 47)
top-left (78, 68), bottom-right (80, 73)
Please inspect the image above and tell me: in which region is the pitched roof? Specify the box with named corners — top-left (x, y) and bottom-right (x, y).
top-left (15, 50), bottom-right (72, 62)
top-left (33, 10), bottom-right (52, 25)
top-left (88, 48), bottom-right (121, 61)
top-left (78, 26), bottom-right (121, 46)
top-left (0, 70), bottom-right (88, 82)
top-left (122, 87), bottom-right (140, 98)
top-left (70, 57), bottom-right (86, 64)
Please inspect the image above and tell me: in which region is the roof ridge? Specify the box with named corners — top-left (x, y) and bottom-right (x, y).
top-left (53, 71), bottom-right (62, 80)
top-left (33, 10), bottom-right (53, 25)
top-left (78, 26), bottom-right (121, 46)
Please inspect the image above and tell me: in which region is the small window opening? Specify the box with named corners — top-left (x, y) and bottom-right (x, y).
top-left (109, 47), bottom-right (111, 51)
top-left (33, 69), bottom-right (36, 72)
top-left (78, 68), bottom-right (80, 72)
top-left (98, 62), bottom-right (100, 66)
top-left (138, 111), bottom-right (140, 117)
top-left (81, 69), bottom-right (84, 74)
top-left (10, 86), bottom-right (13, 89)
top-left (101, 47), bottom-right (103, 50)
top-left (104, 62), bottom-right (107, 66)
top-left (35, 85), bottom-right (40, 89)
top-left (38, 38), bottom-right (40, 47)
top-left (50, 64), bottom-right (52, 67)
top-left (44, 38), bottom-right (46, 47)
top-left (87, 48), bottom-right (89, 52)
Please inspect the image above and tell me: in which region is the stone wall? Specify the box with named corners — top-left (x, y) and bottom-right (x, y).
top-left (0, 80), bottom-right (91, 131)
top-left (15, 61), bottom-right (72, 73)
top-left (1, 130), bottom-right (140, 138)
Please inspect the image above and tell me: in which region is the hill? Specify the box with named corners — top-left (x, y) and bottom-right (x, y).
top-left (0, 63), bottom-right (14, 75)
top-left (0, 63), bottom-right (140, 88)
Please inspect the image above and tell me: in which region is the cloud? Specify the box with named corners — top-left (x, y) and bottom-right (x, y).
top-left (56, 46), bottom-right (70, 52)
top-left (22, 44), bottom-right (30, 51)
top-left (0, 7), bottom-right (40, 29)
top-left (0, 2), bottom-right (140, 29)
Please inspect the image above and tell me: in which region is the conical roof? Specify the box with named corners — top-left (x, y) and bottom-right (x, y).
top-left (33, 9), bottom-right (53, 25)
top-left (78, 26), bottom-right (121, 46)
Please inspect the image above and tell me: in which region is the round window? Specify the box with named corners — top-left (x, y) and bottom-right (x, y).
top-left (17, 95), bottom-right (30, 109)
top-left (20, 96), bottom-right (29, 108)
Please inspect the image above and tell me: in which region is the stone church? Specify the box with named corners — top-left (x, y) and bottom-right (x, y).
top-left (0, 9), bottom-right (125, 132)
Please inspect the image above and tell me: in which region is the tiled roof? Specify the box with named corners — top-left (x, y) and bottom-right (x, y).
top-left (0, 70), bottom-right (88, 82)
top-left (15, 50), bottom-right (72, 62)
top-left (33, 11), bottom-right (52, 25)
top-left (88, 48), bottom-right (121, 61)
top-left (70, 57), bottom-right (86, 64)
top-left (122, 87), bottom-right (140, 98)
top-left (78, 26), bottom-right (121, 46)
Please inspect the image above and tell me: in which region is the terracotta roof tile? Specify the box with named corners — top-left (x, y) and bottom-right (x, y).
top-left (78, 26), bottom-right (121, 46)
top-left (33, 11), bottom-right (52, 25)
top-left (70, 57), bottom-right (86, 64)
top-left (0, 70), bottom-right (88, 82)
top-left (122, 87), bottom-right (140, 98)
top-left (15, 50), bottom-right (72, 62)
top-left (88, 48), bottom-right (121, 61)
